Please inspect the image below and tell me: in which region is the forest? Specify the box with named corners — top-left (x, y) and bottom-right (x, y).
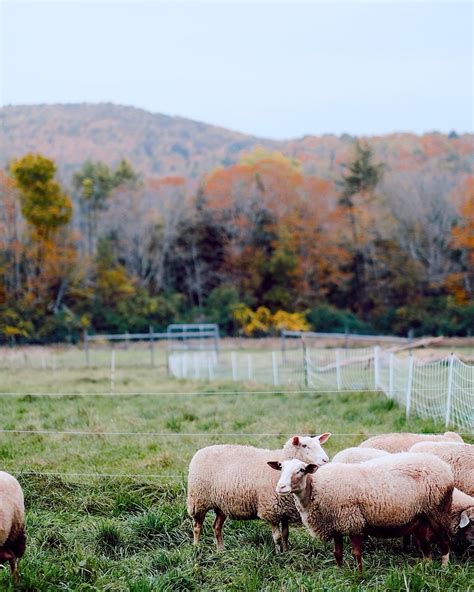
top-left (0, 141), bottom-right (473, 343)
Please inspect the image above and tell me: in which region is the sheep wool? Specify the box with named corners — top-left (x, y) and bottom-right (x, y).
top-left (358, 431), bottom-right (463, 453)
top-left (0, 471), bottom-right (26, 580)
top-left (409, 442), bottom-right (474, 496)
top-left (302, 453), bottom-right (454, 542)
top-left (187, 433), bottom-right (331, 551)
top-left (331, 447), bottom-right (390, 464)
top-left (450, 488), bottom-right (474, 546)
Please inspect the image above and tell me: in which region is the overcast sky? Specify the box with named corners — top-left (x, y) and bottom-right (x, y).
top-left (1, 0), bottom-right (472, 139)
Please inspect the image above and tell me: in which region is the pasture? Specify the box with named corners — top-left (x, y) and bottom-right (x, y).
top-left (0, 356), bottom-right (473, 591)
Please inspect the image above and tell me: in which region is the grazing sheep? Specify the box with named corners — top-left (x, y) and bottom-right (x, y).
top-left (268, 453), bottom-right (454, 573)
top-left (359, 431), bottom-right (463, 453)
top-left (404, 487), bottom-right (474, 552)
top-left (331, 447), bottom-right (390, 464)
top-left (0, 471), bottom-right (26, 581)
top-left (187, 433), bottom-right (331, 552)
top-left (450, 488), bottom-right (474, 546)
top-left (409, 442), bottom-right (474, 496)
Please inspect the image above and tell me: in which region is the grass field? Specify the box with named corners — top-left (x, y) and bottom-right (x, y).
top-left (0, 361), bottom-right (473, 591)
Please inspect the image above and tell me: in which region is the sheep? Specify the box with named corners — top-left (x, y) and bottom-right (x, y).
top-left (409, 441), bottom-right (474, 496)
top-left (0, 471), bottom-right (26, 581)
top-left (187, 433), bottom-right (331, 552)
top-left (358, 431), bottom-right (463, 453)
top-left (268, 453), bottom-right (454, 573)
top-left (331, 446), bottom-right (390, 464)
top-left (449, 488), bottom-right (474, 547)
top-left (407, 488), bottom-right (474, 551)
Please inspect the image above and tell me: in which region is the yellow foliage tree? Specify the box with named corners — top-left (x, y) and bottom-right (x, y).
top-left (233, 305), bottom-right (310, 336)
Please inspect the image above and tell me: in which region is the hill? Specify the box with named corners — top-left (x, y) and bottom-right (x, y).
top-left (1, 103), bottom-right (472, 181)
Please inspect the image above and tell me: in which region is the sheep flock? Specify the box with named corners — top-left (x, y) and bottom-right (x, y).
top-left (1, 431), bottom-right (472, 580)
top-left (188, 431), bottom-right (473, 574)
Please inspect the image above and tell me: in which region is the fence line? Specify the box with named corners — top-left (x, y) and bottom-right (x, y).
top-left (0, 388), bottom-right (393, 397)
top-left (8, 470), bottom-right (185, 480)
top-left (1, 429), bottom-right (472, 438)
top-left (168, 349), bottom-right (473, 432)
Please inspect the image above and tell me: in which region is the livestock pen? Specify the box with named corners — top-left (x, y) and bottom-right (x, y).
top-left (0, 343), bottom-right (472, 590)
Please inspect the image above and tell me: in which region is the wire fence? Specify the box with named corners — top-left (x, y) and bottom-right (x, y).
top-left (169, 348), bottom-right (473, 432)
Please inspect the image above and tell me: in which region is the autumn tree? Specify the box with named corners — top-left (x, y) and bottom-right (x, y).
top-left (10, 153), bottom-right (72, 238)
top-left (73, 159), bottom-right (138, 256)
top-left (8, 153), bottom-right (77, 338)
top-left (338, 142), bottom-right (384, 317)
top-left (201, 151), bottom-right (343, 310)
top-left (448, 176), bottom-right (474, 302)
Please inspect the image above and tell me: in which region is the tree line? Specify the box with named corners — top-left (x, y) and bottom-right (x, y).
top-left (0, 144), bottom-right (472, 343)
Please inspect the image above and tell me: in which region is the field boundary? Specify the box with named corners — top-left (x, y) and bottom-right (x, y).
top-left (168, 349), bottom-right (473, 432)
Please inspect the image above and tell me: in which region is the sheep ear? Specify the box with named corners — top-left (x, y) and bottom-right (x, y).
top-left (267, 461), bottom-right (282, 471)
top-left (459, 511), bottom-right (469, 529)
top-left (317, 432), bottom-right (331, 444)
top-left (305, 464), bottom-right (318, 474)
top-left (292, 436), bottom-right (300, 446)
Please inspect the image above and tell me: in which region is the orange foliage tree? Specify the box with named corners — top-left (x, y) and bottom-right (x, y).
top-left (201, 150), bottom-right (342, 309)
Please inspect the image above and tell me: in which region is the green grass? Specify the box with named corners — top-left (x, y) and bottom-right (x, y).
top-left (0, 362), bottom-right (472, 591)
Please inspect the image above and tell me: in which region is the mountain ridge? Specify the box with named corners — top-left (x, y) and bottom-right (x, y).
top-left (1, 102), bottom-right (472, 181)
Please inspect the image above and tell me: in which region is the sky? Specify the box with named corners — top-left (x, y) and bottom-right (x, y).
top-left (1, 0), bottom-right (472, 139)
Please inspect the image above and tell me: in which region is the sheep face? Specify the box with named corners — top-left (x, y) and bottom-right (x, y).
top-left (283, 433), bottom-right (331, 467)
top-left (268, 459), bottom-right (317, 495)
top-left (459, 510), bottom-right (474, 545)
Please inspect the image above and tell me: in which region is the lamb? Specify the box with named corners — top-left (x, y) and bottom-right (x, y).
top-left (268, 453), bottom-right (454, 573)
top-left (358, 431), bottom-right (463, 453)
top-left (187, 433), bottom-right (331, 552)
top-left (331, 446), bottom-right (390, 464)
top-left (409, 442), bottom-right (474, 496)
top-left (0, 471), bottom-right (26, 581)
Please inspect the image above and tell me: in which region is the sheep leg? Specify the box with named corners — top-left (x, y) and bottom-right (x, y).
top-left (439, 533), bottom-right (450, 566)
top-left (0, 549), bottom-right (18, 581)
top-left (402, 534), bottom-right (411, 552)
top-left (9, 558), bottom-right (19, 582)
top-left (213, 509), bottom-right (226, 550)
top-left (192, 511), bottom-right (206, 546)
top-left (334, 534), bottom-right (344, 567)
top-left (271, 523), bottom-right (283, 553)
top-left (349, 534), bottom-right (363, 574)
top-left (281, 518), bottom-right (289, 552)
top-left (417, 536), bottom-right (432, 561)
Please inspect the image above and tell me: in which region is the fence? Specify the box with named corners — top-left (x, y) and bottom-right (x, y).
top-left (169, 348), bottom-right (473, 432)
top-left (82, 323), bottom-right (220, 366)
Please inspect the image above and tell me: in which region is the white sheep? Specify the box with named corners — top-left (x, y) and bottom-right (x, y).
top-left (450, 488), bottom-right (474, 547)
top-left (331, 446), bottom-right (390, 464)
top-left (358, 431), bottom-right (463, 453)
top-left (0, 471), bottom-right (26, 581)
top-left (268, 453), bottom-right (454, 572)
top-left (187, 433), bottom-right (331, 552)
top-left (409, 441), bottom-right (474, 496)
top-left (408, 488), bottom-right (474, 551)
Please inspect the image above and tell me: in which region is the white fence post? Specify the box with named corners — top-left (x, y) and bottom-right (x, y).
top-left (181, 352), bottom-right (185, 378)
top-left (247, 354), bottom-right (253, 380)
top-left (374, 346), bottom-right (380, 389)
top-left (110, 349), bottom-right (116, 394)
top-left (389, 353), bottom-right (394, 398)
top-left (336, 349), bottom-right (342, 391)
top-left (207, 354), bottom-right (214, 381)
top-left (231, 352), bottom-right (238, 381)
top-left (445, 353), bottom-right (454, 428)
top-left (304, 346), bottom-right (310, 388)
top-left (405, 354), bottom-right (414, 419)
top-left (272, 351), bottom-right (279, 386)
